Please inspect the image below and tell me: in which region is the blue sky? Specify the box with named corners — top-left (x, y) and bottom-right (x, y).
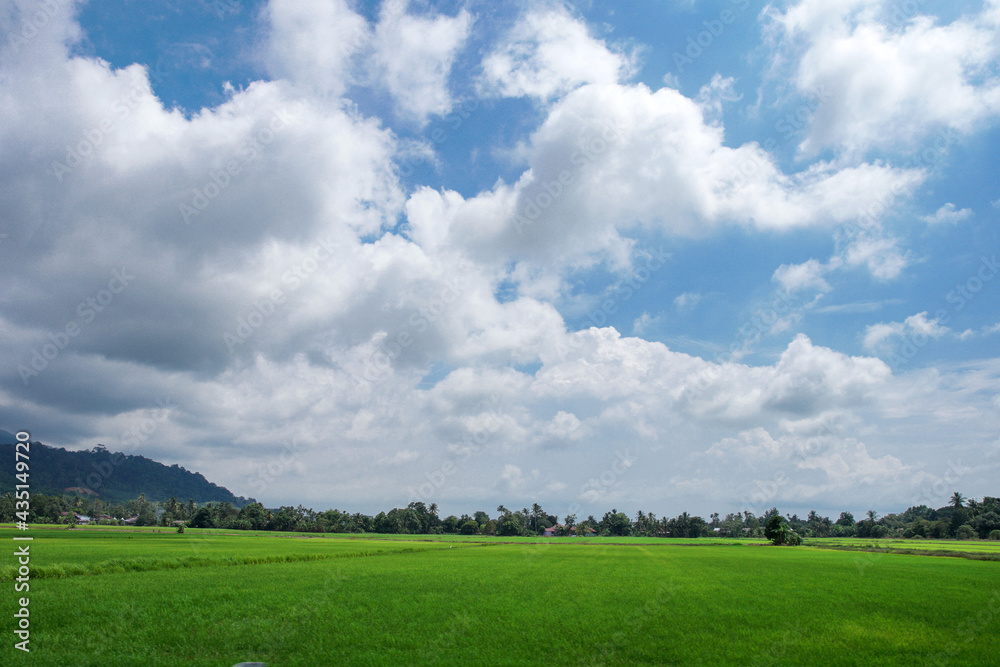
top-left (2, 0), bottom-right (999, 519)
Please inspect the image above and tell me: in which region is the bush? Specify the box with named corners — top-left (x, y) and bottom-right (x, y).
top-left (176, 525), bottom-right (184, 534)
top-left (955, 524), bottom-right (977, 540)
top-left (764, 515), bottom-right (801, 546)
top-left (988, 530), bottom-right (1000, 541)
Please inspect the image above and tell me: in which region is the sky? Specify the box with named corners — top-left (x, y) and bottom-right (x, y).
top-left (2, 0), bottom-right (999, 521)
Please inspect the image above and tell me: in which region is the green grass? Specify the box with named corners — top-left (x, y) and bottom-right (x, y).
top-left (3, 528), bottom-right (998, 665)
top-left (807, 537), bottom-right (1000, 561)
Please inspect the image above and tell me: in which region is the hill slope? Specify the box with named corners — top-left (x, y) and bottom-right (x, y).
top-left (0, 432), bottom-right (252, 506)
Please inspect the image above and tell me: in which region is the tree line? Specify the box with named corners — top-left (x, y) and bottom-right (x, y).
top-left (5, 490), bottom-right (999, 541)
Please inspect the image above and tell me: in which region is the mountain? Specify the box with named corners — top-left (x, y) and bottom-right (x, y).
top-left (0, 433), bottom-right (252, 506)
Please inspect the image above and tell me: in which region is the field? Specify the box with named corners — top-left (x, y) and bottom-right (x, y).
top-left (3, 527), bottom-right (999, 666)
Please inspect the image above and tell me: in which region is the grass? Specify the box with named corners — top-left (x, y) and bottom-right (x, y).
top-left (2, 527), bottom-right (998, 665)
top-left (807, 537), bottom-right (1000, 561)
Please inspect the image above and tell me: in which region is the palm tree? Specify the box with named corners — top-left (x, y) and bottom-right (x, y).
top-left (967, 499), bottom-right (980, 517)
top-left (950, 492), bottom-right (965, 508)
top-left (866, 510), bottom-right (879, 523)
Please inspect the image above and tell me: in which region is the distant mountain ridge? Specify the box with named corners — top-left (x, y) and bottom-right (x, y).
top-left (0, 430), bottom-right (252, 506)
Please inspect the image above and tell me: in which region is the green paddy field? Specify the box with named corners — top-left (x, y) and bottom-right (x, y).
top-left (3, 526), bottom-right (998, 666)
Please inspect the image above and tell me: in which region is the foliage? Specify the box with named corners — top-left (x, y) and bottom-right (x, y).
top-left (0, 439), bottom-right (252, 505)
top-left (764, 515), bottom-right (802, 546)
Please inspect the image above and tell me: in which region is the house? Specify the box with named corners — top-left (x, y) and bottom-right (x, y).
top-left (123, 516), bottom-right (139, 525)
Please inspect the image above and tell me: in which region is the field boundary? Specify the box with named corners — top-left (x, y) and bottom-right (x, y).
top-left (809, 544), bottom-right (1000, 562)
top-left (0, 543), bottom-right (466, 582)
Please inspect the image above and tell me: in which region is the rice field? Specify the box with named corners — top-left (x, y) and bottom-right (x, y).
top-left (3, 526), bottom-right (998, 665)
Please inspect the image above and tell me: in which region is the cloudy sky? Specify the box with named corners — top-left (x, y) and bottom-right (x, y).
top-left (2, 0), bottom-right (999, 519)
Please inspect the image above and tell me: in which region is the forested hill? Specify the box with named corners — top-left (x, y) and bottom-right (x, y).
top-left (0, 430), bottom-right (252, 506)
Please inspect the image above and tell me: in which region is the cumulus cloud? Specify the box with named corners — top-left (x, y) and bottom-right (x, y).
top-left (920, 203), bottom-right (972, 225)
top-left (765, 0), bottom-right (1000, 157)
top-left (266, 0), bottom-right (367, 98)
top-left (862, 311), bottom-right (951, 352)
top-left (480, 5), bottom-right (635, 101)
top-left (1, 0), bottom-right (996, 517)
top-left (772, 259), bottom-right (831, 293)
top-left (371, 0), bottom-right (472, 124)
top-left (407, 82), bottom-right (925, 284)
top-left (673, 292), bottom-right (703, 311)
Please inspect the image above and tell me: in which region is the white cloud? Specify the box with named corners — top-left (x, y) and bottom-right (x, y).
top-left (772, 259), bottom-right (831, 293)
top-left (406, 82), bottom-right (925, 285)
top-left (673, 292), bottom-right (703, 311)
top-left (266, 0), bottom-right (367, 98)
top-left (839, 230), bottom-right (909, 280)
top-left (765, 0), bottom-right (1000, 157)
top-left (695, 74), bottom-right (742, 122)
top-left (2, 0), bottom-right (998, 518)
top-left (371, 0), bottom-right (472, 125)
top-left (863, 311), bottom-right (950, 352)
top-left (632, 312), bottom-right (661, 335)
top-left (480, 6), bottom-right (635, 101)
top-left (921, 203), bottom-right (972, 225)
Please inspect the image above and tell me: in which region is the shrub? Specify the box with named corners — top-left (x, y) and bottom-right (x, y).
top-left (988, 530), bottom-right (1000, 541)
top-left (955, 524), bottom-right (977, 540)
top-left (764, 515), bottom-right (801, 546)
top-left (176, 525), bottom-right (184, 534)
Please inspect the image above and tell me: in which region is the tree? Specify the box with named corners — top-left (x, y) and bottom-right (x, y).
top-left (237, 502), bottom-right (269, 530)
top-left (497, 513), bottom-right (523, 536)
top-left (955, 524), bottom-right (977, 540)
top-left (460, 520), bottom-right (479, 535)
top-left (600, 510), bottom-right (632, 537)
top-left (189, 506), bottom-right (216, 528)
top-left (973, 512), bottom-right (1000, 539)
top-left (764, 515), bottom-right (801, 546)
top-left (950, 492), bottom-right (965, 508)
